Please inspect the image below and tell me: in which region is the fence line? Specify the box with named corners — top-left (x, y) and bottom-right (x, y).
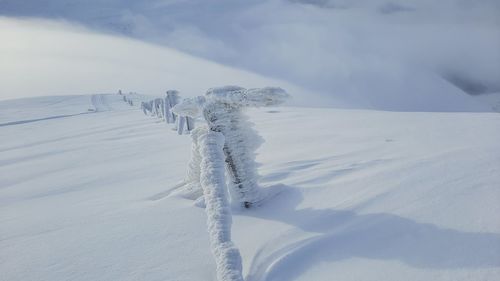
top-left (119, 86), bottom-right (289, 281)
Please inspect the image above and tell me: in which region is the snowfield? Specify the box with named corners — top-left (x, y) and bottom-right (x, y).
top-left (1, 94), bottom-right (499, 281)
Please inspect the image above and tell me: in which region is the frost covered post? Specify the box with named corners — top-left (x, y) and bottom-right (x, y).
top-left (178, 115), bottom-right (195, 134)
top-left (173, 86), bottom-right (289, 208)
top-left (198, 127), bottom-right (244, 281)
top-left (176, 101), bottom-right (196, 135)
top-left (143, 100), bottom-right (154, 116)
top-left (171, 96), bottom-right (207, 200)
top-left (164, 90), bottom-right (180, 124)
top-left (172, 87), bottom-right (288, 281)
top-left (153, 98), bottom-right (164, 118)
top-left (177, 116), bottom-right (186, 135)
top-left (141, 101), bottom-right (154, 115)
top-left (204, 86), bottom-right (289, 207)
top-left (186, 116), bottom-right (195, 131)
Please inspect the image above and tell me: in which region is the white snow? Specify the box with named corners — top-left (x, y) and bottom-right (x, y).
top-left (1, 94), bottom-right (499, 281)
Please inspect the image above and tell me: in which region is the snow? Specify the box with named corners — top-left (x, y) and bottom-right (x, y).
top-left (1, 94), bottom-right (499, 281)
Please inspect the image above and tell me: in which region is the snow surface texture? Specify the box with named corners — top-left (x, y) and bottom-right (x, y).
top-left (1, 95), bottom-right (500, 281)
top-left (198, 127), bottom-right (244, 281)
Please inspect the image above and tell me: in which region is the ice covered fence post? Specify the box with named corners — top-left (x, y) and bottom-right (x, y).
top-left (175, 100), bottom-right (196, 135)
top-left (177, 116), bottom-right (186, 135)
top-left (171, 96), bottom-right (206, 199)
top-left (198, 127), bottom-right (244, 281)
top-left (174, 86), bottom-right (289, 208)
top-left (141, 102), bottom-right (148, 115)
top-left (203, 86), bottom-right (289, 208)
top-left (141, 101), bottom-right (155, 116)
top-left (153, 98), bottom-right (164, 118)
top-left (172, 88), bottom-right (288, 281)
top-left (164, 90), bottom-right (180, 124)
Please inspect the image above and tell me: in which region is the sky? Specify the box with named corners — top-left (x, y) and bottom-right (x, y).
top-left (0, 0), bottom-right (499, 110)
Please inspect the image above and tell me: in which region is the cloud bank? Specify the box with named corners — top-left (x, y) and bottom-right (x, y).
top-left (1, 0), bottom-right (498, 111)
top-left (0, 17), bottom-right (322, 106)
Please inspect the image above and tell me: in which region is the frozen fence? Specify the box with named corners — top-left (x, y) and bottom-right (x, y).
top-left (119, 90), bottom-right (152, 108)
top-left (125, 86), bottom-right (289, 281)
top-left (127, 90), bottom-right (194, 135)
top-left (198, 127), bottom-right (244, 281)
top-left (173, 86), bottom-right (288, 281)
top-left (173, 86), bottom-right (289, 208)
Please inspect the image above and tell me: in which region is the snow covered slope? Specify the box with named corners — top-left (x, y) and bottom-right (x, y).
top-left (0, 16), bottom-right (496, 112)
top-left (0, 17), bottom-right (331, 108)
top-left (1, 95), bottom-right (499, 281)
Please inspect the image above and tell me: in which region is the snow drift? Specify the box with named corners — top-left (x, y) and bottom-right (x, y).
top-left (1, 95), bottom-right (499, 281)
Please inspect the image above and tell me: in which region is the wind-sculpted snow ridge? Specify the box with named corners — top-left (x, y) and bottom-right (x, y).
top-left (198, 127), bottom-right (244, 281)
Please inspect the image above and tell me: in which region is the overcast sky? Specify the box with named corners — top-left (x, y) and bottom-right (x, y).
top-left (0, 0), bottom-right (499, 110)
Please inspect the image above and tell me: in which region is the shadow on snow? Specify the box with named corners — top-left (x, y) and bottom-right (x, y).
top-left (244, 185), bottom-right (500, 281)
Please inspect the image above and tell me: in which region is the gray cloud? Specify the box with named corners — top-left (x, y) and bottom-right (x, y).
top-left (378, 2), bottom-right (415, 14)
top-left (0, 0), bottom-right (499, 110)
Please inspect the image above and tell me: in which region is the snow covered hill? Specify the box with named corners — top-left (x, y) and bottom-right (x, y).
top-left (1, 94), bottom-right (499, 281)
top-left (1, 16), bottom-right (498, 112)
top-left (0, 17), bottom-right (323, 108)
